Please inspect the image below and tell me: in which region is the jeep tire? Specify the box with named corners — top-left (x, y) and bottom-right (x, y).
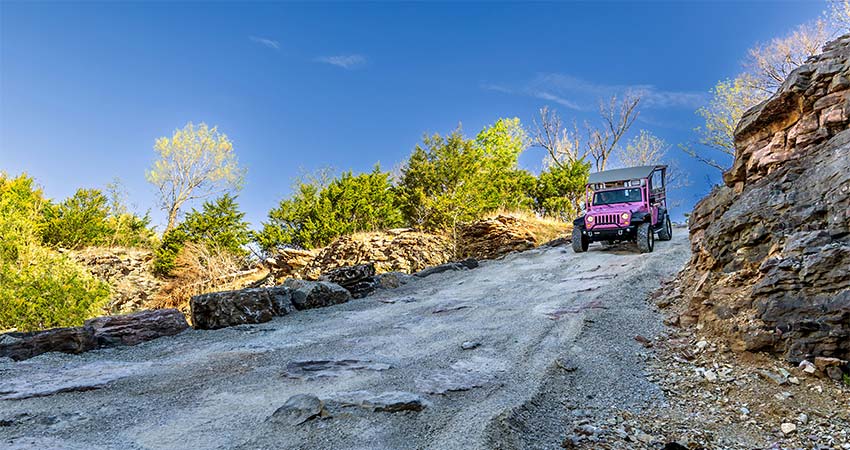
top-left (637, 222), bottom-right (654, 253)
top-left (657, 214), bottom-right (673, 241)
top-left (572, 226), bottom-right (588, 253)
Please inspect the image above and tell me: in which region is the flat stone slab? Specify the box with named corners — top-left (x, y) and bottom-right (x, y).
top-left (281, 359), bottom-right (392, 380)
top-left (0, 361), bottom-right (150, 400)
top-left (332, 390), bottom-right (430, 412)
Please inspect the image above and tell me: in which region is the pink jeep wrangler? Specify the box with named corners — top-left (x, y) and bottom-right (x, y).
top-left (572, 165), bottom-right (672, 254)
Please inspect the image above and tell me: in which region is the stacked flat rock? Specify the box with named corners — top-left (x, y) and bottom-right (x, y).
top-left (69, 247), bottom-right (163, 314)
top-left (457, 215), bottom-right (537, 260)
top-left (303, 229), bottom-right (453, 278)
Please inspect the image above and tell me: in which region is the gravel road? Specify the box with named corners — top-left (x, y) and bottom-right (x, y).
top-left (0, 231), bottom-right (690, 450)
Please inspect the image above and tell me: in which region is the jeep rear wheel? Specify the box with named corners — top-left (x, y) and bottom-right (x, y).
top-left (657, 215), bottom-right (672, 241)
top-left (572, 226), bottom-right (588, 253)
top-left (637, 222), bottom-right (654, 253)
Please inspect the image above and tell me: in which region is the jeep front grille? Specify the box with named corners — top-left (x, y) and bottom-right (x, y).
top-left (593, 214), bottom-right (619, 225)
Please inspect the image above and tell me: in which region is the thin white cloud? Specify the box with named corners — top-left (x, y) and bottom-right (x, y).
top-left (249, 36), bottom-right (280, 50)
top-left (314, 54), bottom-right (367, 70)
top-left (480, 83), bottom-right (513, 94)
top-left (484, 73), bottom-right (707, 111)
top-left (528, 91), bottom-right (583, 111)
top-left (482, 82), bottom-right (582, 110)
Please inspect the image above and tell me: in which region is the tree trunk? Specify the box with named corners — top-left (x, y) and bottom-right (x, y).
top-left (164, 204), bottom-right (180, 234)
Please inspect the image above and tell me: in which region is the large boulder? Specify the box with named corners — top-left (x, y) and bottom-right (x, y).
top-left (673, 35), bottom-right (850, 363)
top-left (85, 309), bottom-right (189, 346)
top-left (283, 279), bottom-right (351, 310)
top-left (190, 286), bottom-right (295, 330)
top-left (0, 308), bottom-right (190, 361)
top-left (0, 327), bottom-right (97, 361)
top-left (319, 263), bottom-right (378, 298)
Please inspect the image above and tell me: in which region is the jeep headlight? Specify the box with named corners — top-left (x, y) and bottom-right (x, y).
top-left (620, 212), bottom-right (630, 221)
top-left (586, 215), bottom-right (594, 223)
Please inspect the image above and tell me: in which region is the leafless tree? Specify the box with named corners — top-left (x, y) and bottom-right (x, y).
top-left (531, 106), bottom-right (585, 168)
top-left (744, 19), bottom-right (831, 95)
top-left (619, 130), bottom-right (668, 167)
top-left (586, 93), bottom-right (641, 172)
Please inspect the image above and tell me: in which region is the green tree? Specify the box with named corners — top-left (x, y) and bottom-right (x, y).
top-left (40, 188), bottom-right (111, 249)
top-left (0, 173), bottom-right (109, 331)
top-left (153, 194), bottom-right (251, 275)
top-left (397, 119), bottom-right (534, 232)
top-left (256, 166), bottom-right (403, 252)
top-left (531, 159), bottom-right (590, 220)
top-left (146, 122), bottom-right (245, 233)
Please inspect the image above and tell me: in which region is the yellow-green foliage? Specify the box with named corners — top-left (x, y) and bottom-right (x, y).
top-left (0, 173), bottom-right (110, 331)
top-left (146, 122), bottom-right (246, 233)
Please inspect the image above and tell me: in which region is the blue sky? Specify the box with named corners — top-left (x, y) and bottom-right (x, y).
top-left (0, 1), bottom-right (825, 228)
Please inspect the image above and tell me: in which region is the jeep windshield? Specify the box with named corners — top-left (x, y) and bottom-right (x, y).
top-left (593, 188), bottom-right (642, 206)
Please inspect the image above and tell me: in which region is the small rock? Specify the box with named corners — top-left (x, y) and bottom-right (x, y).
top-left (797, 413), bottom-right (809, 424)
top-left (800, 360), bottom-right (817, 374)
top-left (757, 369), bottom-right (787, 385)
top-left (703, 370), bottom-right (718, 383)
top-left (781, 422), bottom-right (797, 435)
top-left (695, 340), bottom-right (709, 351)
top-left (461, 341), bottom-right (480, 350)
top-left (634, 430), bottom-right (655, 443)
top-left (575, 424), bottom-right (599, 436)
top-left (269, 394), bottom-right (326, 425)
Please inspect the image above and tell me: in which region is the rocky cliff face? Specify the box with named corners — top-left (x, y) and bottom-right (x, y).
top-left (675, 36), bottom-right (850, 366)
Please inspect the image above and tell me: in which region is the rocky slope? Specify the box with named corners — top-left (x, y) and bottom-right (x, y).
top-left (669, 36), bottom-right (850, 370)
top-left (69, 247), bottom-right (162, 314)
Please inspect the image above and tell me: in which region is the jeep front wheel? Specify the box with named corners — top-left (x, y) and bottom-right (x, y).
top-left (637, 222), bottom-right (654, 253)
top-left (657, 215), bottom-right (672, 241)
top-left (572, 226), bottom-right (588, 253)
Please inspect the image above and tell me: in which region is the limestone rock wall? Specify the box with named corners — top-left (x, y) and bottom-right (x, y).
top-left (69, 247), bottom-right (163, 314)
top-left (301, 229), bottom-right (453, 279)
top-left (677, 35), bottom-right (850, 363)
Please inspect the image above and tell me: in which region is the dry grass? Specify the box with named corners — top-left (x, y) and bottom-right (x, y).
top-left (148, 243), bottom-right (263, 316)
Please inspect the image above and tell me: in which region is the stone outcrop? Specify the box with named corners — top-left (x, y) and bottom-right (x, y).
top-left (302, 229), bottom-right (453, 279)
top-left (319, 263), bottom-right (379, 298)
top-left (284, 279), bottom-right (352, 310)
top-left (69, 247), bottom-right (163, 314)
top-left (673, 35), bottom-right (850, 365)
top-left (0, 309), bottom-right (188, 361)
top-left (190, 287), bottom-right (295, 330)
top-left (457, 215), bottom-right (538, 259)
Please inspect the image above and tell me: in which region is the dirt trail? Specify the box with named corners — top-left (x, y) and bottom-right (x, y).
top-left (0, 231), bottom-right (690, 450)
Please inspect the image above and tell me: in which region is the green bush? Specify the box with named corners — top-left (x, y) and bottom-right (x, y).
top-left (255, 166), bottom-right (402, 252)
top-left (39, 185), bottom-right (157, 250)
top-left (396, 118), bottom-right (534, 231)
top-left (0, 173), bottom-right (110, 331)
top-left (152, 194), bottom-right (251, 276)
top-left (531, 160), bottom-right (590, 220)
